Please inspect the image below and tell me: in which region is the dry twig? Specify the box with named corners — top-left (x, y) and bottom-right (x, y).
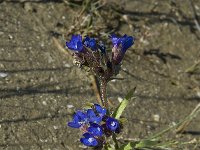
top-left (176, 103), bottom-right (200, 133)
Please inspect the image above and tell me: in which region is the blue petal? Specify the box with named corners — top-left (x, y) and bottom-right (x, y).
top-left (68, 114), bottom-right (81, 128)
top-left (94, 104), bottom-right (106, 117)
top-left (68, 122), bottom-right (81, 128)
top-left (110, 34), bottom-right (120, 46)
top-left (110, 34), bottom-right (134, 53)
top-left (76, 110), bottom-right (87, 120)
top-left (66, 35), bottom-right (83, 51)
top-left (88, 123), bottom-right (103, 136)
top-left (106, 117), bottom-right (120, 132)
top-left (80, 133), bottom-right (98, 147)
top-left (121, 35), bottom-right (134, 53)
top-left (83, 37), bottom-right (90, 47)
top-left (68, 110), bottom-right (88, 128)
top-left (89, 39), bottom-right (96, 50)
top-left (87, 109), bottom-right (102, 124)
top-left (83, 36), bottom-right (97, 51)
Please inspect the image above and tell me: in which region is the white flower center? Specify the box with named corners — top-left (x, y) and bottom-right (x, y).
top-left (88, 138), bottom-right (94, 143)
top-left (111, 121), bottom-right (116, 127)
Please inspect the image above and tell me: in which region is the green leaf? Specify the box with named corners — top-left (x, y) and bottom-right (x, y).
top-left (104, 144), bottom-right (115, 150)
top-left (135, 139), bottom-right (160, 148)
top-left (119, 142), bottom-right (134, 150)
top-left (112, 87), bottom-right (136, 120)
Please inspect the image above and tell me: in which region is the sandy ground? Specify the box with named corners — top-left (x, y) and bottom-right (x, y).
top-left (0, 0), bottom-right (200, 149)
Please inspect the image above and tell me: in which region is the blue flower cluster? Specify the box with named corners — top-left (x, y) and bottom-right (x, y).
top-left (68, 104), bottom-right (120, 147)
top-left (66, 34), bottom-right (134, 65)
top-left (66, 35), bottom-right (100, 52)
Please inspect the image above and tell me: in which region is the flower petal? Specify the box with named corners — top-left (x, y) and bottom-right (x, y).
top-left (80, 133), bottom-right (98, 147)
top-left (68, 110), bottom-right (88, 128)
top-left (111, 34), bottom-right (135, 65)
top-left (94, 104), bottom-right (106, 117)
top-left (66, 35), bottom-right (83, 51)
top-left (110, 34), bottom-right (120, 46)
top-left (121, 35), bottom-right (134, 53)
top-left (83, 36), bottom-right (97, 51)
top-left (87, 109), bottom-right (102, 123)
top-left (88, 123), bottom-right (103, 136)
top-left (106, 117), bottom-right (120, 132)
top-left (67, 114), bottom-right (81, 128)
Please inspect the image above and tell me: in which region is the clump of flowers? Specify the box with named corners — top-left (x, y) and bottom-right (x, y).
top-left (68, 104), bottom-right (120, 147)
top-left (66, 34), bottom-right (135, 80)
top-left (66, 34), bottom-right (134, 149)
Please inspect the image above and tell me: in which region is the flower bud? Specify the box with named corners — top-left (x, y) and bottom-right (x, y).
top-left (111, 34), bottom-right (134, 65)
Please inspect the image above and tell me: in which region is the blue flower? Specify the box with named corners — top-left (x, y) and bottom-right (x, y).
top-left (111, 34), bottom-right (119, 46)
top-left (80, 133), bottom-right (98, 147)
top-left (67, 103), bottom-right (124, 147)
top-left (94, 104), bottom-right (106, 117)
top-left (66, 35), bottom-right (83, 51)
top-left (87, 109), bottom-right (102, 124)
top-left (106, 117), bottom-right (120, 132)
top-left (111, 34), bottom-right (134, 65)
top-left (83, 36), bottom-right (97, 51)
top-left (111, 34), bottom-right (134, 53)
top-left (68, 111), bottom-right (88, 128)
top-left (88, 123), bottom-right (103, 136)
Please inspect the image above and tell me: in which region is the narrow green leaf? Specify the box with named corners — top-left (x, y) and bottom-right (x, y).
top-left (112, 87), bottom-right (136, 120)
top-left (119, 142), bottom-right (134, 150)
top-left (125, 87), bottom-right (136, 100)
top-left (135, 139), bottom-right (160, 148)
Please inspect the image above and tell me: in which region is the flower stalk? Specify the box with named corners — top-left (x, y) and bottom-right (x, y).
top-left (100, 78), bottom-right (121, 149)
top-left (99, 78), bottom-right (109, 114)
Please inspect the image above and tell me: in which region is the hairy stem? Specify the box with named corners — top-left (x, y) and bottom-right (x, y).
top-left (100, 79), bottom-right (109, 113)
top-left (99, 79), bottom-right (119, 149)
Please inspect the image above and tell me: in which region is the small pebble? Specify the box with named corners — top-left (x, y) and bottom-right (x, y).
top-left (0, 72), bottom-right (8, 78)
top-left (8, 34), bottom-right (13, 39)
top-left (67, 104), bottom-right (74, 109)
top-left (153, 114), bottom-right (160, 122)
top-left (41, 42), bottom-right (45, 47)
top-left (53, 125), bottom-right (59, 130)
top-left (64, 63), bottom-right (71, 68)
top-left (42, 101), bottom-right (47, 106)
top-left (118, 97), bottom-right (123, 103)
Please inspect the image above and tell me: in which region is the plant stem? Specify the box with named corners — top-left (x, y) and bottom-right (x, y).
top-left (112, 133), bottom-right (119, 149)
top-left (100, 79), bottom-right (109, 113)
top-left (99, 78), bottom-right (120, 149)
top-left (176, 102), bottom-right (200, 133)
